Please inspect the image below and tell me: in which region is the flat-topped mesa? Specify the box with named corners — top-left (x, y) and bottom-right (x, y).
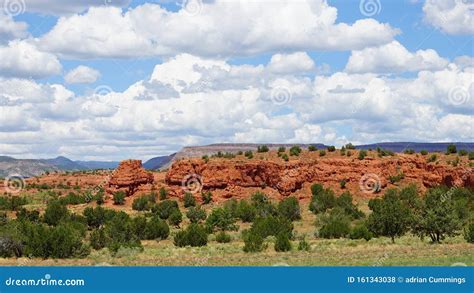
top-left (165, 155), bottom-right (473, 200)
top-left (106, 160), bottom-right (154, 197)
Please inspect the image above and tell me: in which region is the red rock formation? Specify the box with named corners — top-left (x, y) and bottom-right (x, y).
top-left (166, 155), bottom-right (473, 200)
top-left (106, 160), bottom-right (154, 197)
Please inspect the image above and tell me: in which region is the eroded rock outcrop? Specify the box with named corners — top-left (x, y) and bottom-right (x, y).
top-left (166, 155), bottom-right (473, 200)
top-left (106, 160), bottom-right (154, 196)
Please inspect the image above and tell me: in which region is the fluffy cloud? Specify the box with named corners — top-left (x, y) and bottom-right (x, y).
top-left (423, 0), bottom-right (474, 35)
top-left (0, 52), bottom-right (472, 160)
top-left (345, 41), bottom-right (449, 73)
top-left (38, 1), bottom-right (399, 59)
top-left (0, 40), bottom-right (62, 78)
top-left (64, 65), bottom-right (100, 84)
top-left (0, 13), bottom-right (28, 44)
top-left (267, 52), bottom-right (315, 74)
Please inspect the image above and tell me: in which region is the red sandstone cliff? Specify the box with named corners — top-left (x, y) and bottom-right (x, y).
top-left (106, 160), bottom-right (154, 196)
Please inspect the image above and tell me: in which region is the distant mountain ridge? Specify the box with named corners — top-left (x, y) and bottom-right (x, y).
top-left (1, 142), bottom-right (472, 177)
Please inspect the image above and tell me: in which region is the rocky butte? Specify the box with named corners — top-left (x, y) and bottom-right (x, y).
top-left (106, 160), bottom-right (154, 197)
top-left (165, 154), bottom-right (473, 200)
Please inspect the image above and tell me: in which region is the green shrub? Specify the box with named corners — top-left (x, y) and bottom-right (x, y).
top-left (289, 146), bottom-right (302, 156)
top-left (367, 189), bottom-right (412, 243)
top-left (22, 221), bottom-right (89, 259)
top-left (58, 192), bottom-right (86, 205)
top-left (427, 154), bottom-right (437, 163)
top-left (186, 206), bottom-right (207, 223)
top-left (420, 150), bottom-right (428, 155)
top-left (469, 152), bottom-right (474, 160)
top-left (43, 200), bottom-right (69, 226)
top-left (446, 144), bottom-right (457, 154)
top-left (159, 187), bottom-right (168, 200)
top-left (168, 209), bottom-right (183, 227)
top-left (16, 208), bottom-right (40, 223)
top-left (250, 216), bottom-right (293, 239)
top-left (464, 223), bottom-right (474, 243)
top-left (274, 232), bottom-right (292, 252)
top-left (345, 143), bottom-right (356, 150)
top-left (244, 150), bottom-right (253, 159)
top-left (236, 200), bottom-right (257, 222)
top-left (349, 224), bottom-right (373, 241)
top-left (308, 145), bottom-right (317, 152)
top-left (297, 238), bottom-right (310, 251)
top-left (113, 191), bottom-right (126, 205)
top-left (132, 194), bottom-right (155, 211)
top-left (183, 192), bottom-right (196, 208)
top-left (206, 208), bottom-right (238, 232)
top-left (243, 230), bottom-right (264, 252)
top-left (201, 191), bottom-right (212, 204)
top-left (0, 196), bottom-right (28, 211)
top-left (144, 216), bottom-right (169, 240)
top-left (173, 223), bottom-right (208, 247)
top-left (215, 231), bottom-right (232, 243)
top-left (202, 155), bottom-right (209, 163)
top-left (132, 216), bottom-right (147, 239)
top-left (319, 150), bottom-right (326, 157)
top-left (90, 228), bottom-right (107, 250)
top-left (278, 196), bottom-right (301, 221)
top-left (257, 145), bottom-right (269, 153)
top-left (104, 212), bottom-right (142, 254)
top-left (458, 149), bottom-right (468, 156)
top-left (278, 146), bottom-right (286, 153)
top-left (335, 192), bottom-right (364, 219)
top-left (389, 172), bottom-right (405, 184)
top-left (358, 150), bottom-right (367, 160)
top-left (152, 200), bottom-right (179, 220)
top-left (318, 208), bottom-right (351, 239)
top-left (404, 149), bottom-right (415, 154)
top-left (251, 192), bottom-right (277, 218)
top-left (327, 146), bottom-right (336, 152)
top-left (309, 186), bottom-right (335, 214)
top-left (83, 206), bottom-right (106, 229)
top-left (281, 153), bottom-right (289, 161)
top-left (339, 179), bottom-right (347, 189)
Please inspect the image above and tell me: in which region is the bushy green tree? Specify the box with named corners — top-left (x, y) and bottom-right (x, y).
top-left (251, 192), bottom-right (277, 218)
top-left (132, 194), bottom-right (155, 211)
top-left (446, 144), bottom-right (457, 154)
top-left (183, 192), bottom-right (196, 208)
top-left (318, 208), bottom-right (351, 239)
top-left (168, 209), bottom-right (183, 227)
top-left (152, 200), bottom-right (180, 220)
top-left (335, 192), bottom-right (364, 219)
top-left (83, 206), bottom-right (106, 229)
top-left (104, 212), bottom-right (142, 254)
top-left (201, 191), bottom-right (213, 204)
top-left (274, 232), bottom-right (292, 252)
top-left (174, 223), bottom-right (208, 247)
top-left (257, 145), bottom-right (269, 153)
top-left (297, 237), bottom-right (311, 251)
top-left (367, 189), bottom-right (411, 243)
top-left (414, 187), bottom-right (463, 243)
top-left (159, 187), bottom-right (168, 200)
top-left (206, 207), bottom-right (238, 232)
top-left (113, 191), bottom-right (126, 205)
top-left (186, 206), bottom-right (207, 223)
top-left (289, 146), bottom-right (302, 156)
top-left (464, 223), bottom-right (474, 243)
top-left (144, 216), bottom-right (170, 240)
top-left (250, 216), bottom-right (293, 239)
top-left (308, 145), bottom-right (317, 152)
top-left (236, 200), bottom-right (257, 222)
top-left (309, 185), bottom-right (335, 214)
top-left (243, 230), bottom-right (264, 252)
top-left (90, 228), bottom-right (107, 250)
top-left (349, 223), bottom-right (373, 241)
top-left (358, 150), bottom-right (367, 160)
top-left (43, 200), bottom-right (69, 226)
top-left (278, 196), bottom-right (301, 221)
top-left (327, 146), bottom-right (336, 152)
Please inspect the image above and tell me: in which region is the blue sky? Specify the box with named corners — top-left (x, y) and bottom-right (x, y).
top-left (0, 0), bottom-right (472, 160)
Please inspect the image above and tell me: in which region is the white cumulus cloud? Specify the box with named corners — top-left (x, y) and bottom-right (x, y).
top-left (64, 65), bottom-right (100, 84)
